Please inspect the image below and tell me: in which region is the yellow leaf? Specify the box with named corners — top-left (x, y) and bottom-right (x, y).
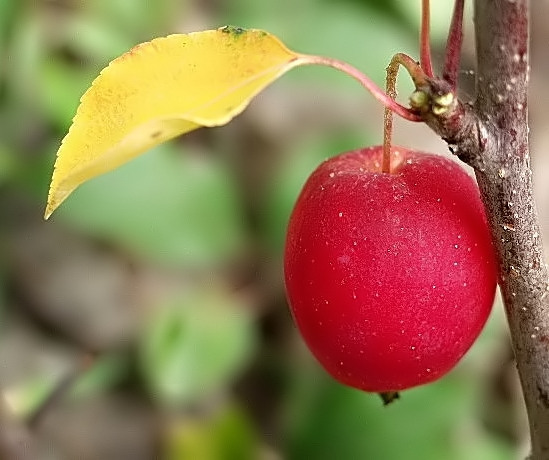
top-left (45, 26), bottom-right (302, 219)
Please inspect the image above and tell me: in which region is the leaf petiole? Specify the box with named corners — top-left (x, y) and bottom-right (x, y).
top-left (296, 54), bottom-right (423, 122)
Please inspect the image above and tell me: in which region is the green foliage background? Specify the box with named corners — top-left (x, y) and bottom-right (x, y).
top-left (0, 1), bottom-right (526, 459)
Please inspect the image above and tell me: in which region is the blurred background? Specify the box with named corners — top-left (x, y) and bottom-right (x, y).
top-left (1, 0), bottom-right (548, 458)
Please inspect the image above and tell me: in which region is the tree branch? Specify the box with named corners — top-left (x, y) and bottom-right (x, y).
top-left (416, 1), bottom-right (549, 458)
top-left (473, 3), bottom-right (549, 458)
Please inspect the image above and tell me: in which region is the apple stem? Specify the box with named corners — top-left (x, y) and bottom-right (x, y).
top-left (420, 0), bottom-right (435, 77)
top-left (382, 53), bottom-right (429, 173)
top-left (442, 0), bottom-right (465, 90)
top-left (296, 55), bottom-right (423, 122)
top-left (383, 57), bottom-right (398, 173)
top-left (382, 109), bottom-right (394, 174)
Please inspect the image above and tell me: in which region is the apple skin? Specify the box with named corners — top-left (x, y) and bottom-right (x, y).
top-left (284, 146), bottom-right (497, 392)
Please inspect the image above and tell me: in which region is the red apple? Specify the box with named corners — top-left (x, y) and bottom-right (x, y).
top-left (284, 146), bottom-right (497, 392)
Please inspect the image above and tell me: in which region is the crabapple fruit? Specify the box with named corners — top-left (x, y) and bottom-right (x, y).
top-left (284, 146), bottom-right (497, 392)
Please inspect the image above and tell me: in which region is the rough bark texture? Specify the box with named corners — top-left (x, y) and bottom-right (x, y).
top-left (420, 1), bottom-right (549, 458)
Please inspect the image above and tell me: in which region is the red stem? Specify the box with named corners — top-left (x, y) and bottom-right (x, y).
top-left (442, 0), bottom-right (465, 90)
top-left (296, 55), bottom-right (423, 122)
top-left (420, 0), bottom-right (435, 77)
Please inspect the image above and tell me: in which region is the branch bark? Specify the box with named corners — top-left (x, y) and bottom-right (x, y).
top-left (417, 1), bottom-right (549, 458)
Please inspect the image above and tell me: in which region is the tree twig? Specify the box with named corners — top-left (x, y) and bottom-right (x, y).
top-left (415, 1), bottom-right (549, 457)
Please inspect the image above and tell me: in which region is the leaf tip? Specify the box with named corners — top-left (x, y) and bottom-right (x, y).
top-left (44, 194), bottom-right (58, 220)
top-left (44, 182), bottom-right (71, 220)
